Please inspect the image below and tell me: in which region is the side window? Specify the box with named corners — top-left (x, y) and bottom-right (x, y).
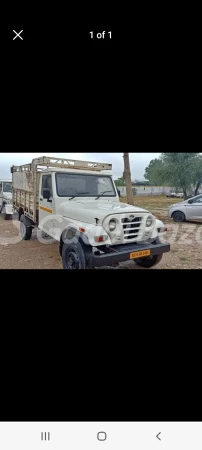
top-left (41, 175), bottom-right (53, 198)
top-left (195, 196), bottom-right (202, 203)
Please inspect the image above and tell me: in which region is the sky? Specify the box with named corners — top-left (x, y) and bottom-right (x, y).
top-left (0, 152), bottom-right (161, 180)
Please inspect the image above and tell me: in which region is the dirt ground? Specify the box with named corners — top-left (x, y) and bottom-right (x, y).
top-left (0, 196), bottom-right (202, 269)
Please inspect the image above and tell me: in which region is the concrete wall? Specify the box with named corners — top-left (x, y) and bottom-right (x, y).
top-left (118, 186), bottom-right (174, 197)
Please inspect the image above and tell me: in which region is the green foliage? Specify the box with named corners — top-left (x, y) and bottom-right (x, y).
top-left (144, 158), bottom-right (168, 185)
top-left (191, 155), bottom-right (202, 193)
top-left (115, 177), bottom-right (126, 187)
top-left (144, 152), bottom-right (202, 198)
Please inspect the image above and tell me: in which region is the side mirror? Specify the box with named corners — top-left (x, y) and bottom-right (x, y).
top-left (43, 188), bottom-right (51, 200)
top-left (188, 199), bottom-right (193, 204)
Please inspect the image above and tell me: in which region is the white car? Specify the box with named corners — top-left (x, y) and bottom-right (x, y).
top-left (168, 194), bottom-right (202, 222)
top-left (175, 193), bottom-right (184, 198)
top-left (166, 192), bottom-right (177, 197)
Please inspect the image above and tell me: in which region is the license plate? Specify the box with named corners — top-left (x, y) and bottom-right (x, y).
top-left (130, 249), bottom-right (151, 259)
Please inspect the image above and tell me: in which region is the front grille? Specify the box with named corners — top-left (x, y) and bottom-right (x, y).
top-left (121, 217), bottom-right (142, 241)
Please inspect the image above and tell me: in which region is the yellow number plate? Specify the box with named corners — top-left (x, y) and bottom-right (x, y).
top-left (130, 249), bottom-right (151, 259)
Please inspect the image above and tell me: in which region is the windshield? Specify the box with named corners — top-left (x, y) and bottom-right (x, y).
top-left (3, 182), bottom-right (12, 193)
top-left (56, 173), bottom-right (116, 197)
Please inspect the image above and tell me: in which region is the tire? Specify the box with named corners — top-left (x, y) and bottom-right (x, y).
top-left (135, 253), bottom-right (163, 268)
top-left (134, 237), bottom-right (163, 268)
top-left (172, 211), bottom-right (185, 222)
top-left (20, 215), bottom-right (32, 240)
top-left (4, 214), bottom-right (12, 220)
top-left (62, 240), bottom-right (92, 269)
top-left (18, 208), bottom-right (23, 221)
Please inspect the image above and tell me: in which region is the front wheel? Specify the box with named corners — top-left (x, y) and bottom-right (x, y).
top-left (62, 241), bottom-right (92, 269)
top-left (135, 254), bottom-right (163, 268)
top-left (172, 211), bottom-right (185, 222)
top-left (134, 237), bottom-right (163, 268)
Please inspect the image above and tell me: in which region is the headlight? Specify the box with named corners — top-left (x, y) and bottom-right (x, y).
top-left (109, 219), bottom-right (116, 231)
top-left (146, 216), bottom-right (153, 227)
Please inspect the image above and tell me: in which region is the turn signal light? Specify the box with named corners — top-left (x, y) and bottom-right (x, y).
top-left (94, 236), bottom-right (108, 243)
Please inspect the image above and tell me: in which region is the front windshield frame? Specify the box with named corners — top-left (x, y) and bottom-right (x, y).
top-left (55, 172), bottom-right (116, 198)
top-left (3, 182), bottom-right (12, 193)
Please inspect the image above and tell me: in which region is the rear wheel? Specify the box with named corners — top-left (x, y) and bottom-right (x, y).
top-left (20, 215), bottom-right (32, 240)
top-left (172, 211), bottom-right (185, 222)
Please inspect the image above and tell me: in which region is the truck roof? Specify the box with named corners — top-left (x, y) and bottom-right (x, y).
top-left (0, 179), bottom-right (12, 182)
top-left (40, 168), bottom-right (113, 176)
top-left (11, 156), bottom-right (112, 174)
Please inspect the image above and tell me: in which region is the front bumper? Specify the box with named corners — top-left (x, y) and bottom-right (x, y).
top-left (91, 241), bottom-right (170, 268)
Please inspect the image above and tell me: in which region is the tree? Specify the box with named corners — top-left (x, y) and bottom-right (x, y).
top-left (192, 155), bottom-right (202, 195)
top-left (144, 152), bottom-right (201, 199)
top-left (161, 153), bottom-right (199, 199)
top-left (114, 177), bottom-right (126, 187)
top-left (123, 153), bottom-right (134, 205)
top-left (144, 158), bottom-right (167, 185)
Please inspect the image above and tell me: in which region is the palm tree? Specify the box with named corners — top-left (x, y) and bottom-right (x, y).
top-left (123, 153), bottom-right (134, 205)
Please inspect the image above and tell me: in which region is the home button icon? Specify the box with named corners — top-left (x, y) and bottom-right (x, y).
top-left (97, 431), bottom-right (107, 441)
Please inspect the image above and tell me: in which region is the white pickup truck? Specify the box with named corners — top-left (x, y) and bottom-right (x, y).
top-left (11, 156), bottom-right (170, 269)
top-left (0, 180), bottom-right (14, 219)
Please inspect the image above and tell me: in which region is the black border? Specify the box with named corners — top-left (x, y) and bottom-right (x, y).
top-left (0, 269), bottom-right (201, 421)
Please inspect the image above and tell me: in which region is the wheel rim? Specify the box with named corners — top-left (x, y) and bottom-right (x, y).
top-left (174, 212), bottom-right (183, 222)
top-left (66, 250), bottom-right (79, 269)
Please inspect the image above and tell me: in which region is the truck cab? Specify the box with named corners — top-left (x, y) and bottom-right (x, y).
top-left (38, 168), bottom-right (120, 240)
top-left (0, 180), bottom-right (14, 219)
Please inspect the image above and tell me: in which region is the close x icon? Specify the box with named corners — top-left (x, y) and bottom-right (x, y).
top-left (13, 30), bottom-right (23, 40)
top-left (12, 29), bottom-right (39, 42)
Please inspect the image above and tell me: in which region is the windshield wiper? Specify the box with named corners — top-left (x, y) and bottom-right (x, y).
top-left (95, 191), bottom-right (112, 200)
top-left (69, 192), bottom-right (90, 200)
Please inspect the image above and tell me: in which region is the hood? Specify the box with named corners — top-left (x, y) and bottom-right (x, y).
top-left (60, 200), bottom-right (150, 224)
top-left (170, 199), bottom-right (188, 207)
top-left (2, 192), bottom-right (12, 201)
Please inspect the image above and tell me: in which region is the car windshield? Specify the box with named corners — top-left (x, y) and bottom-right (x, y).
top-left (56, 173), bottom-right (116, 197)
top-left (3, 182), bottom-right (12, 192)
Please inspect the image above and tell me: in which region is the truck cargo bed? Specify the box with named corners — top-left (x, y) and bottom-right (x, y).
top-left (12, 170), bottom-right (40, 222)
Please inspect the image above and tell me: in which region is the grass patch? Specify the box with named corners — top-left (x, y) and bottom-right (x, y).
top-left (120, 195), bottom-right (182, 210)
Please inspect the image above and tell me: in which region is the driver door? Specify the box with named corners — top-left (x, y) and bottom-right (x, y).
top-left (39, 174), bottom-right (55, 233)
top-left (187, 195), bottom-right (202, 220)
